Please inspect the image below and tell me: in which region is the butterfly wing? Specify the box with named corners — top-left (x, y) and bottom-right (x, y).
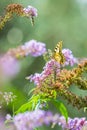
top-left (53, 41), bottom-right (65, 64)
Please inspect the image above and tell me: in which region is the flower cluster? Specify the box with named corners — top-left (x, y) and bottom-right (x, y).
top-left (6, 4), bottom-right (24, 15)
top-left (23, 5), bottom-right (37, 25)
top-left (7, 39), bottom-right (46, 58)
top-left (62, 49), bottom-right (77, 66)
top-left (28, 48), bottom-right (77, 86)
top-left (0, 40), bottom-right (46, 82)
top-left (23, 5), bottom-right (38, 17)
top-left (12, 110), bottom-right (53, 130)
top-left (6, 110), bottom-right (87, 130)
top-left (0, 4), bottom-right (38, 29)
top-left (24, 40), bottom-right (46, 57)
top-left (27, 48), bottom-right (87, 109)
top-left (28, 59), bottom-right (60, 85)
top-left (58, 116), bottom-right (87, 130)
top-left (0, 92), bottom-right (16, 108)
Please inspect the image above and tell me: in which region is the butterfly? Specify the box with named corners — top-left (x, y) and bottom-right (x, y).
top-left (52, 41), bottom-right (65, 64)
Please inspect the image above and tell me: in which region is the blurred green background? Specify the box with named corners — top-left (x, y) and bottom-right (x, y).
top-left (0, 0), bottom-right (87, 129)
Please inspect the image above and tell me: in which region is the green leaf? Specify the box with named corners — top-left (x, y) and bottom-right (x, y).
top-left (15, 95), bottom-right (40, 114)
top-left (28, 88), bottom-right (36, 96)
top-left (15, 101), bottom-right (32, 114)
top-left (52, 99), bottom-right (68, 122)
top-left (35, 100), bottom-right (41, 110)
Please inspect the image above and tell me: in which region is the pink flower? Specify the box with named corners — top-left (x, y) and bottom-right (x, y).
top-left (23, 5), bottom-right (38, 17)
top-left (0, 55), bottom-right (20, 79)
top-left (62, 49), bottom-right (77, 66)
top-left (6, 110), bottom-right (87, 130)
top-left (28, 59), bottom-right (60, 85)
top-left (24, 40), bottom-right (46, 57)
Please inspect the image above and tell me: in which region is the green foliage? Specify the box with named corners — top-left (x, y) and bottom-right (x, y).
top-left (16, 91), bottom-right (68, 122)
top-left (51, 99), bottom-right (68, 122)
top-left (16, 94), bottom-right (41, 113)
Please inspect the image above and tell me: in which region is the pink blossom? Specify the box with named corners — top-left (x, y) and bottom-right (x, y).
top-left (28, 59), bottom-right (60, 85)
top-left (24, 40), bottom-right (46, 57)
top-left (23, 5), bottom-right (38, 17)
top-left (0, 55), bottom-right (20, 79)
top-left (62, 49), bottom-right (77, 66)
